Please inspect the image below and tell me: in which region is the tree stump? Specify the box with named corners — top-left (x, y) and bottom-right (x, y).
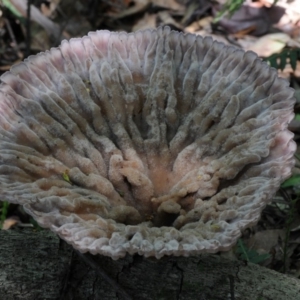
top-left (0, 228), bottom-right (299, 299)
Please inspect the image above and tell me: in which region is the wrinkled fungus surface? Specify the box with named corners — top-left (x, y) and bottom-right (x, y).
top-left (0, 27), bottom-right (296, 259)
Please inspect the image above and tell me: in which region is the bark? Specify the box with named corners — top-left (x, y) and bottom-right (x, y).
top-left (0, 228), bottom-right (299, 300)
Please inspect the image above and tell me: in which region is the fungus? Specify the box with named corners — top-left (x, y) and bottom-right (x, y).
top-left (0, 27), bottom-right (295, 259)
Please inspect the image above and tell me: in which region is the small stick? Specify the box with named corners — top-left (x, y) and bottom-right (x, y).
top-left (4, 18), bottom-right (22, 58)
top-left (75, 250), bottom-right (132, 300)
top-left (26, 0), bottom-right (32, 57)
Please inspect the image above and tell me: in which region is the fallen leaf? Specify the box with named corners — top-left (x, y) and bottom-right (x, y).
top-left (132, 13), bottom-right (157, 31)
top-left (216, 4), bottom-right (285, 36)
top-left (152, 0), bottom-right (185, 11)
top-left (246, 229), bottom-right (285, 253)
top-left (7, 0), bottom-right (61, 39)
top-left (185, 16), bottom-right (213, 33)
top-left (246, 33), bottom-right (291, 57)
top-left (108, 0), bottom-right (150, 19)
top-left (157, 11), bottom-right (183, 30)
top-left (2, 216), bottom-right (19, 230)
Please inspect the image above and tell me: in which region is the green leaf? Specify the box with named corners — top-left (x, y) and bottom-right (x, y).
top-left (264, 48), bottom-right (300, 72)
top-left (279, 51), bottom-right (287, 71)
top-left (236, 239), bottom-right (270, 264)
top-left (213, 0), bottom-right (244, 22)
top-left (29, 218), bottom-right (43, 231)
top-left (2, 0), bottom-right (23, 18)
top-left (0, 201), bottom-right (9, 229)
top-left (290, 49), bottom-right (297, 71)
top-left (62, 170), bottom-right (72, 184)
top-left (267, 55), bottom-right (278, 69)
top-left (281, 174), bottom-right (300, 188)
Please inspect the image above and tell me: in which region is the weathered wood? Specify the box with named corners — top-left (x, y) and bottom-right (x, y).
top-left (0, 228), bottom-right (299, 300)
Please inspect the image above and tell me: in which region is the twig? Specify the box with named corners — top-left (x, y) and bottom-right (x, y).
top-left (228, 275), bottom-right (235, 300)
top-left (26, 0), bottom-right (32, 57)
top-left (58, 250), bottom-right (76, 300)
top-left (279, 188), bottom-right (297, 273)
top-left (4, 18), bottom-right (22, 59)
top-left (75, 250), bottom-right (132, 300)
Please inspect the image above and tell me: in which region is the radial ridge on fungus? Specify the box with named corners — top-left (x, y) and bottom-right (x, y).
top-left (0, 27), bottom-right (296, 259)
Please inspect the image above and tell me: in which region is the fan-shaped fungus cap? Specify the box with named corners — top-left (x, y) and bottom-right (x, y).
top-left (0, 27), bottom-right (296, 259)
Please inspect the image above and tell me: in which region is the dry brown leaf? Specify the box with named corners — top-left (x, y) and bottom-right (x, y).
top-left (108, 0), bottom-right (150, 19)
top-left (10, 0), bottom-right (60, 39)
top-left (132, 13), bottom-right (157, 31)
top-left (2, 217), bottom-right (19, 230)
top-left (185, 16), bottom-right (213, 33)
top-left (152, 0), bottom-right (185, 11)
top-left (246, 33), bottom-right (291, 57)
top-left (181, 1), bottom-right (198, 25)
top-left (181, 0), bottom-right (211, 26)
top-left (157, 11), bottom-right (183, 30)
top-left (233, 25), bottom-right (257, 38)
top-left (41, 0), bottom-right (61, 17)
top-left (246, 229), bottom-right (285, 253)
top-left (217, 4), bottom-right (284, 36)
top-left (26, 23), bottom-right (51, 51)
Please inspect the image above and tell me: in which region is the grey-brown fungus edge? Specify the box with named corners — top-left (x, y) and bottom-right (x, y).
top-left (0, 27), bottom-right (296, 259)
